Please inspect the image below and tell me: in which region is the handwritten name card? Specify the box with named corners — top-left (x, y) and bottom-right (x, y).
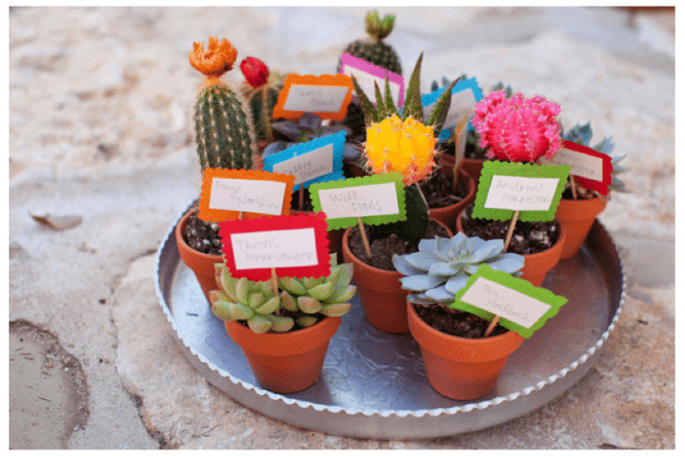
top-left (262, 131), bottom-right (346, 191)
top-left (198, 169), bottom-right (295, 222)
top-left (538, 140), bottom-right (613, 195)
top-left (421, 77), bottom-right (482, 142)
top-left (219, 212), bottom-right (330, 281)
top-left (472, 160), bottom-right (571, 222)
top-left (339, 53), bottom-right (405, 107)
top-left (450, 264), bottom-right (568, 339)
top-left (308, 172), bottom-right (406, 230)
top-left (272, 74), bottom-right (354, 121)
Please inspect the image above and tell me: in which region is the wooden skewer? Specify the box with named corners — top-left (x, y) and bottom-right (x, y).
top-left (570, 174), bottom-right (578, 200)
top-left (484, 315), bottom-right (500, 337)
top-left (357, 217), bottom-right (372, 258)
top-left (503, 210), bottom-right (519, 252)
top-left (299, 186), bottom-right (304, 210)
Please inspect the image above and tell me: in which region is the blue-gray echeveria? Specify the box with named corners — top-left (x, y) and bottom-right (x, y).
top-left (392, 232), bottom-right (525, 305)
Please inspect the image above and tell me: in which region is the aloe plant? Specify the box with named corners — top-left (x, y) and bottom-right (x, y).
top-left (210, 254), bottom-right (356, 333)
top-left (392, 232), bottom-right (525, 306)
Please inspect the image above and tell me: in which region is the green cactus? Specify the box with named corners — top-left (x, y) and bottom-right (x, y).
top-left (338, 10), bottom-right (402, 76)
top-left (194, 84), bottom-right (253, 170)
top-left (189, 36), bottom-right (254, 171)
top-left (238, 56), bottom-right (287, 144)
top-left (210, 254), bottom-right (356, 334)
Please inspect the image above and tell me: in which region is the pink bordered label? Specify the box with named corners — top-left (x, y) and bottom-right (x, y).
top-left (272, 74), bottom-right (354, 121)
top-left (540, 140), bottom-right (613, 195)
top-left (339, 53), bottom-right (405, 107)
top-left (199, 168), bottom-right (295, 222)
top-left (219, 212), bottom-right (331, 281)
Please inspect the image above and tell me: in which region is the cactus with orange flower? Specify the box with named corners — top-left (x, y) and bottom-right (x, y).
top-left (189, 36), bottom-right (253, 170)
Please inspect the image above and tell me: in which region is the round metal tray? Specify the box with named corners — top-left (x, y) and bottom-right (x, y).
top-left (155, 208), bottom-right (625, 440)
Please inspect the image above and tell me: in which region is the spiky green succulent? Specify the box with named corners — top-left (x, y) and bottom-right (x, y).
top-left (561, 122), bottom-right (629, 193)
top-left (392, 232), bottom-right (525, 306)
top-left (210, 254), bottom-right (356, 333)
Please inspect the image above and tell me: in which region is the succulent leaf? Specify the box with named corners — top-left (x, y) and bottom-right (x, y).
top-left (211, 301), bottom-right (237, 321)
top-left (297, 296), bottom-right (322, 314)
top-left (329, 284), bottom-right (357, 304)
top-left (208, 289), bottom-right (228, 306)
top-left (280, 290), bottom-right (298, 312)
top-left (308, 282), bottom-right (335, 301)
top-left (235, 277), bottom-right (250, 303)
top-left (320, 303), bottom-right (352, 317)
top-left (255, 296), bottom-right (280, 315)
top-left (265, 314), bottom-right (295, 333)
top-left (303, 276), bottom-right (326, 289)
top-left (296, 316), bottom-right (319, 328)
top-left (248, 291), bottom-right (266, 309)
top-left (279, 276), bottom-right (306, 295)
top-left (228, 302), bottom-right (254, 320)
top-left (247, 315), bottom-right (272, 334)
top-left (399, 274), bottom-right (448, 291)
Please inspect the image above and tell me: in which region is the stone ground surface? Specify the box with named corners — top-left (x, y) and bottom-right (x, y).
top-left (8, 6), bottom-right (675, 450)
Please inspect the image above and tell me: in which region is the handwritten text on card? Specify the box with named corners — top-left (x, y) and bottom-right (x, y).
top-left (209, 178), bottom-right (287, 216)
top-left (282, 85), bottom-right (351, 113)
top-left (318, 182), bottom-right (400, 219)
top-left (272, 144), bottom-right (334, 186)
top-left (459, 277), bottom-right (552, 329)
top-left (230, 228), bottom-right (318, 270)
top-left (484, 176), bottom-right (560, 211)
top-left (539, 147), bottom-right (604, 182)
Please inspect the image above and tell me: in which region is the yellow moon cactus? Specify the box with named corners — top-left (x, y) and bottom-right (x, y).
top-left (364, 115), bottom-right (437, 185)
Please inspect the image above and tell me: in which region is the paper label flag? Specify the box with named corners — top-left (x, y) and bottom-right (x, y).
top-left (199, 168), bottom-right (295, 222)
top-left (308, 172), bottom-right (407, 230)
top-left (421, 77), bottom-right (482, 142)
top-left (272, 73), bottom-right (354, 121)
top-left (450, 264), bottom-right (568, 338)
top-left (339, 52), bottom-right (405, 107)
top-left (538, 140), bottom-right (613, 195)
top-left (472, 160), bottom-right (571, 222)
top-left (219, 212), bottom-right (330, 281)
top-left (262, 131), bottom-right (346, 191)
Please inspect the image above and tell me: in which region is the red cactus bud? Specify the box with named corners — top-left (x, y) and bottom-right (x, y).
top-left (240, 57), bottom-right (269, 88)
top-left (472, 91), bottom-right (562, 162)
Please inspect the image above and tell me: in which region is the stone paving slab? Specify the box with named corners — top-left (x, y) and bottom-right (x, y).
top-left (8, 6), bottom-right (675, 449)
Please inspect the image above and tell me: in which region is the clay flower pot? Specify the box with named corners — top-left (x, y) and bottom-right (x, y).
top-left (407, 301), bottom-right (524, 400)
top-left (456, 210), bottom-right (566, 287)
top-left (224, 316), bottom-right (342, 394)
top-left (428, 167), bottom-right (476, 230)
top-left (555, 196), bottom-right (607, 260)
top-left (341, 219), bottom-right (452, 334)
top-left (175, 210), bottom-right (224, 304)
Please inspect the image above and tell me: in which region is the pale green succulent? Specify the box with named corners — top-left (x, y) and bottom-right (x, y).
top-left (392, 232), bottom-right (525, 306)
top-left (210, 254), bottom-right (356, 334)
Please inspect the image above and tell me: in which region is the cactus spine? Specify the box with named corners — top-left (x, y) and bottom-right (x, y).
top-left (189, 36), bottom-right (253, 171)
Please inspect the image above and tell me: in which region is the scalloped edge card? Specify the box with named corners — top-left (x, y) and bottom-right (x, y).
top-left (219, 212), bottom-right (331, 281)
top-left (262, 131), bottom-right (346, 191)
top-left (308, 172), bottom-right (407, 230)
top-left (472, 160), bottom-right (571, 222)
top-left (339, 53), bottom-right (405, 107)
top-left (198, 168), bottom-right (295, 222)
top-left (421, 77), bottom-right (483, 142)
top-left (538, 140), bottom-right (613, 196)
top-left (449, 264), bottom-right (568, 339)
top-left (272, 74), bottom-right (354, 121)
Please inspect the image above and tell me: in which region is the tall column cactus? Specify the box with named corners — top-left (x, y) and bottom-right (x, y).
top-left (189, 36), bottom-right (253, 170)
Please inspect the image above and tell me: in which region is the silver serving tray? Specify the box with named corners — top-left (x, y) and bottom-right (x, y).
top-left (155, 207), bottom-right (625, 440)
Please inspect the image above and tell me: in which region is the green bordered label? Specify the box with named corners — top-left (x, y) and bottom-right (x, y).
top-left (449, 264), bottom-right (568, 339)
top-left (472, 160), bottom-right (570, 222)
top-left (309, 172), bottom-right (406, 230)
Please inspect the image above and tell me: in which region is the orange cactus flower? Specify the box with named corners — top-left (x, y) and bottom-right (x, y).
top-left (189, 36), bottom-right (238, 86)
top-left (364, 115), bottom-right (437, 185)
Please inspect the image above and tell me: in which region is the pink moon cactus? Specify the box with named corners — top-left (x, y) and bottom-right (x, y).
top-left (472, 90), bottom-right (562, 162)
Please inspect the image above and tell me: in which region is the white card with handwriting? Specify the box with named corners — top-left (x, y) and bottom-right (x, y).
top-left (484, 176), bottom-right (560, 211)
top-left (230, 228), bottom-right (318, 270)
top-left (209, 178), bottom-right (287, 216)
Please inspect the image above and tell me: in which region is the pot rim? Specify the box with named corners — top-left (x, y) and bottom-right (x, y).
top-left (175, 209), bottom-right (223, 260)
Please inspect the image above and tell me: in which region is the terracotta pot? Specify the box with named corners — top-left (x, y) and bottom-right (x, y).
top-left (456, 210), bottom-right (566, 287)
top-left (428, 167), bottom-right (476, 230)
top-left (407, 301), bottom-right (524, 400)
top-left (341, 219), bottom-right (453, 334)
top-left (175, 210), bottom-right (224, 304)
top-left (555, 196), bottom-right (607, 260)
top-left (224, 316), bottom-right (342, 394)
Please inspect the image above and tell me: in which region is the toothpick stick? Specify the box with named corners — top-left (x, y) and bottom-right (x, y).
top-left (484, 315), bottom-right (500, 337)
top-left (238, 211), bottom-right (244, 220)
top-left (270, 267), bottom-right (279, 297)
top-left (299, 186), bottom-right (304, 210)
top-left (357, 217), bottom-right (372, 258)
top-left (414, 182), bottom-right (429, 208)
top-left (452, 114), bottom-right (469, 192)
top-left (503, 210), bottom-right (519, 252)
top-left (570, 174), bottom-right (578, 200)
